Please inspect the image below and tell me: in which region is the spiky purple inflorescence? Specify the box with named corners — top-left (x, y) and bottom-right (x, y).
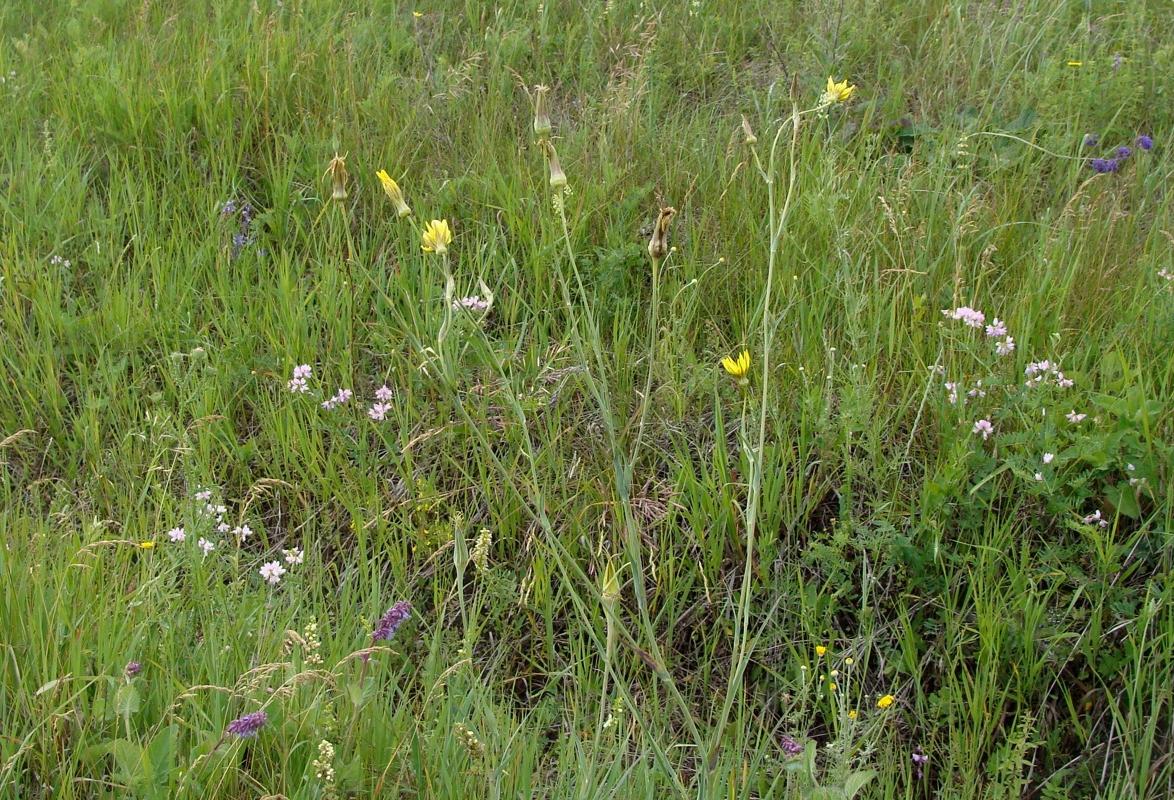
top-left (372, 601), bottom-right (411, 643)
top-left (1136, 134), bottom-right (1153, 151)
top-left (781, 735), bottom-right (803, 757)
top-left (225, 710), bottom-right (268, 738)
top-left (124, 660), bottom-right (141, 678)
top-left (1089, 158), bottom-right (1118, 174)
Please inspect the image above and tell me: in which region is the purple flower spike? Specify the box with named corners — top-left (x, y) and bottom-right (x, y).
top-left (1136, 134), bottom-right (1153, 151)
top-left (124, 661), bottom-right (142, 679)
top-left (912, 746), bottom-right (928, 778)
top-left (1089, 158), bottom-right (1119, 174)
top-left (226, 710), bottom-right (268, 738)
top-left (781, 735), bottom-right (803, 757)
top-left (372, 601), bottom-right (412, 643)
top-left (1116, 146), bottom-right (1132, 159)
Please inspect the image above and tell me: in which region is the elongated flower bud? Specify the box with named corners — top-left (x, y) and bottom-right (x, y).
top-left (601, 562), bottom-right (620, 614)
top-left (741, 115), bottom-right (757, 144)
top-left (376, 169), bottom-right (412, 218)
top-left (326, 154), bottom-right (348, 201)
top-left (533, 85), bottom-right (552, 139)
top-left (647, 206), bottom-right (676, 261)
top-left (544, 141), bottom-right (567, 188)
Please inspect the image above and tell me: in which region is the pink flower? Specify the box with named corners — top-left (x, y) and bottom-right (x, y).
top-left (374, 385), bottom-right (394, 402)
top-left (985, 319), bottom-right (1007, 338)
top-left (1082, 510), bottom-right (1109, 528)
top-left (944, 382), bottom-right (960, 405)
top-left (995, 337), bottom-right (1015, 356)
top-left (321, 388), bottom-right (353, 410)
top-left (216, 522), bottom-right (231, 534)
top-left (1066, 410), bottom-right (1087, 424)
top-left (972, 419), bottom-right (994, 440)
top-left (283, 547), bottom-right (304, 565)
top-left (233, 524), bottom-right (252, 540)
top-left (259, 561), bottom-right (286, 585)
top-left (194, 489), bottom-right (213, 502)
top-left (293, 364), bottom-right (312, 379)
top-left (197, 537), bottom-right (215, 555)
top-left (167, 527), bottom-right (186, 543)
top-left (288, 377), bottom-right (309, 394)
top-left (368, 402), bottom-right (391, 421)
top-left (942, 306), bottom-right (986, 329)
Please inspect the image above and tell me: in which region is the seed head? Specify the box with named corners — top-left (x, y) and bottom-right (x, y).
top-left (647, 206), bottom-right (676, 261)
top-left (326, 154), bottom-right (349, 201)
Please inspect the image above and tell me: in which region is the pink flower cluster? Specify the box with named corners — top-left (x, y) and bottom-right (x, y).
top-left (1082, 509), bottom-right (1109, 528)
top-left (321, 388), bottom-right (353, 410)
top-left (1025, 360), bottom-right (1073, 389)
top-left (943, 306), bottom-right (1014, 357)
top-left (288, 364), bottom-right (312, 393)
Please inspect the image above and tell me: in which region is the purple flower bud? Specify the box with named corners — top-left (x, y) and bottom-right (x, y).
top-left (226, 710), bottom-right (268, 738)
top-left (1136, 134), bottom-right (1153, 151)
top-left (1082, 133), bottom-right (1098, 148)
top-left (1116, 146), bottom-right (1132, 159)
top-left (124, 660), bottom-right (142, 678)
top-left (1089, 158), bottom-right (1119, 174)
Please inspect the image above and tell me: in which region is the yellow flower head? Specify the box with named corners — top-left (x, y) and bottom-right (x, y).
top-left (815, 645), bottom-right (828, 657)
top-left (821, 76), bottom-right (856, 106)
top-left (421, 219), bottom-right (452, 254)
top-left (848, 709), bottom-right (858, 719)
top-left (721, 350), bottom-right (751, 382)
top-left (139, 541), bottom-right (156, 550)
top-left (877, 694), bottom-right (895, 709)
top-left (376, 170), bottom-right (412, 218)
top-left (844, 657), bottom-right (854, 665)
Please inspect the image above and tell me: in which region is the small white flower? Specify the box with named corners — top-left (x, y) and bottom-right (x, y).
top-left (167, 527), bottom-right (186, 542)
top-left (283, 547), bottom-right (304, 565)
top-left (1043, 453), bottom-right (1055, 464)
top-left (233, 525), bottom-right (252, 540)
top-left (197, 537), bottom-right (216, 555)
top-left (1066, 411), bottom-right (1087, 424)
top-left (259, 561), bottom-right (287, 585)
top-left (1034, 472), bottom-right (1044, 482)
top-left (217, 522), bottom-right (231, 534)
top-left (195, 490), bottom-right (213, 502)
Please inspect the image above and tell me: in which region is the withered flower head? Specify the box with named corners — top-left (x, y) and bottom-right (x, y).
top-left (543, 140), bottom-right (567, 188)
top-left (533, 84), bottom-right (552, 139)
top-left (326, 153), bottom-right (348, 201)
top-left (647, 206), bottom-right (677, 262)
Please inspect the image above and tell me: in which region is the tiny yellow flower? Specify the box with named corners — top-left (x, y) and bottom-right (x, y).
top-left (844, 657), bottom-right (854, 665)
top-left (413, 10), bottom-right (423, 17)
top-left (828, 682), bottom-right (838, 692)
top-left (830, 669), bottom-right (840, 677)
top-left (815, 645), bottom-right (828, 657)
top-left (821, 76), bottom-right (856, 106)
top-left (421, 219), bottom-right (452, 254)
top-left (848, 709), bottom-right (858, 720)
top-left (721, 350), bottom-right (751, 381)
top-left (877, 694), bottom-right (895, 709)
top-left (1066, 60), bottom-right (1082, 67)
top-left (376, 170), bottom-right (411, 218)
top-left (139, 541), bottom-right (156, 550)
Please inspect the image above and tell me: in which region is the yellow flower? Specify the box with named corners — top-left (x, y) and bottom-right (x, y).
top-left (1066, 60), bottom-right (1082, 67)
top-left (413, 10), bottom-right (423, 17)
top-left (821, 76), bottom-right (856, 106)
top-left (376, 170), bottom-right (412, 218)
top-left (844, 657), bottom-right (854, 665)
top-left (815, 645), bottom-right (828, 657)
top-left (877, 694), bottom-right (895, 709)
top-left (848, 709), bottom-right (858, 720)
top-left (421, 219), bottom-right (452, 254)
top-left (721, 350), bottom-right (751, 381)
top-left (828, 682), bottom-right (838, 692)
top-left (139, 541), bottom-right (156, 550)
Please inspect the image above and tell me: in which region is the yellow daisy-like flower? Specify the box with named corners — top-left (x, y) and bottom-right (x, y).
top-left (821, 76), bottom-right (856, 106)
top-left (877, 694), bottom-right (895, 709)
top-left (721, 350), bottom-right (751, 381)
top-left (421, 219), bottom-right (452, 254)
top-left (375, 170), bottom-right (412, 218)
top-left (848, 709), bottom-right (858, 720)
top-left (139, 541), bottom-right (156, 550)
top-left (815, 645), bottom-right (828, 657)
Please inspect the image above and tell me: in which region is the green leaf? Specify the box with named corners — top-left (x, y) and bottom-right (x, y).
top-left (843, 769), bottom-right (878, 799)
top-left (115, 683), bottom-right (141, 717)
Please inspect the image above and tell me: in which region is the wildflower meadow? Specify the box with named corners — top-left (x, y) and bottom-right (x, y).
top-left (1, 1), bottom-right (1171, 798)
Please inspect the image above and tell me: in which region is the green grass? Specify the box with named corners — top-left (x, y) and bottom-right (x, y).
top-left (1, 0), bottom-right (1171, 797)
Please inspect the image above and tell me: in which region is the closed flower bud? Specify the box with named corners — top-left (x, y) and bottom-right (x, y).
top-left (533, 84), bottom-right (552, 139)
top-left (601, 561), bottom-right (620, 613)
top-left (326, 154), bottom-right (348, 201)
top-left (647, 206), bottom-right (676, 261)
top-left (544, 141), bottom-right (567, 188)
top-left (376, 169), bottom-right (412, 218)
